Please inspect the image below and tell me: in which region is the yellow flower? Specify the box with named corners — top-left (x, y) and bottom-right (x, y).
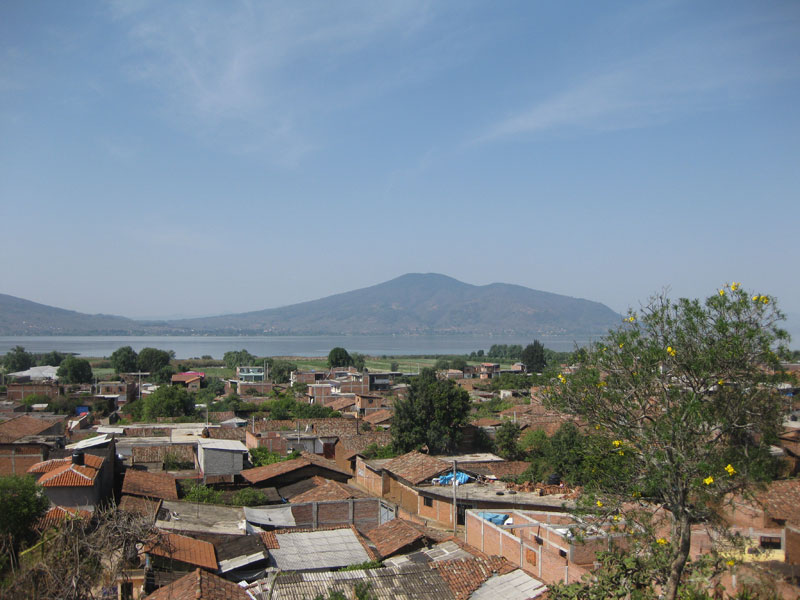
top-left (618, 450), bottom-right (624, 456)
top-left (613, 515), bottom-right (621, 522)
top-left (725, 464), bottom-right (736, 476)
top-left (718, 379), bottom-right (724, 386)
top-left (667, 346), bottom-right (676, 357)
top-left (619, 343), bottom-right (624, 349)
top-left (656, 538), bottom-right (667, 545)
top-left (703, 476), bottom-right (714, 485)
top-left (596, 500), bottom-right (603, 508)
top-left (632, 491), bottom-right (641, 498)
top-left (612, 440), bottom-right (622, 448)
top-left (726, 559), bottom-right (735, 567)
top-left (761, 296), bottom-right (769, 304)
top-left (752, 295), bottom-right (760, 302)
top-left (557, 374), bottom-right (566, 383)
top-left (595, 425), bottom-right (601, 430)
top-left (731, 282), bottom-right (739, 291)
top-left (624, 315), bottom-right (635, 323)
top-left (719, 289), bottom-right (725, 296)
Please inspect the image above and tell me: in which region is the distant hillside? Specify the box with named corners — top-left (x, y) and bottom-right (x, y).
top-left (0, 294), bottom-right (167, 335)
top-left (0, 274), bottom-right (621, 336)
top-left (170, 273), bottom-right (621, 335)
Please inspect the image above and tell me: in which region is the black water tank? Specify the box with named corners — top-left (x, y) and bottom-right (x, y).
top-left (72, 451), bottom-right (84, 466)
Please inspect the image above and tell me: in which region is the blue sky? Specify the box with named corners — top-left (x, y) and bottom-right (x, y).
top-left (1, 1), bottom-right (799, 332)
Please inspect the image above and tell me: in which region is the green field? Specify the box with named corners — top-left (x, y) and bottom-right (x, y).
top-left (82, 354), bottom-right (516, 382)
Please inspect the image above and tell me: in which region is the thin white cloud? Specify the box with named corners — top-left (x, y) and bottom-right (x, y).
top-left (477, 6), bottom-right (800, 143)
top-left (110, 1), bottom-right (434, 165)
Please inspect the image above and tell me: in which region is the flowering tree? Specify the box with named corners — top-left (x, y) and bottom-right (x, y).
top-left (546, 284), bottom-right (790, 599)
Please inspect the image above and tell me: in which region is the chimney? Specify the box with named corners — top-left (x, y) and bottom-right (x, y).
top-left (72, 451), bottom-right (84, 466)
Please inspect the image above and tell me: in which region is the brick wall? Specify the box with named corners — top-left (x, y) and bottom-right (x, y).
top-left (284, 498), bottom-right (384, 531)
top-left (386, 476), bottom-right (419, 514)
top-left (355, 456), bottom-right (385, 497)
top-left (417, 493), bottom-right (454, 528)
top-left (246, 430), bottom-right (290, 453)
top-left (0, 443), bottom-right (49, 476)
top-left (7, 383), bottom-right (61, 401)
top-left (786, 526), bottom-right (800, 565)
top-left (465, 510), bottom-right (593, 585)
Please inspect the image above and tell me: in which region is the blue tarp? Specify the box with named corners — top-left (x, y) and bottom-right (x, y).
top-left (438, 471), bottom-right (471, 485)
top-left (478, 512), bottom-right (509, 525)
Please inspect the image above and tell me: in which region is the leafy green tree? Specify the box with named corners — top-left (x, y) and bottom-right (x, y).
top-left (110, 345), bottom-right (138, 373)
top-left (154, 365), bottom-right (176, 384)
top-left (545, 421), bottom-right (590, 485)
top-left (351, 352), bottom-right (367, 372)
top-left (494, 421), bottom-right (523, 460)
top-left (450, 357), bottom-right (467, 372)
top-left (142, 384), bottom-right (194, 421)
top-left (546, 284), bottom-right (789, 600)
top-left (434, 358), bottom-right (450, 370)
top-left (37, 350), bottom-right (66, 367)
top-left (392, 368), bottom-right (471, 453)
top-left (223, 349), bottom-right (256, 369)
top-left (3, 346), bottom-right (33, 372)
top-left (136, 347), bottom-right (171, 373)
top-left (327, 347), bottom-right (352, 368)
top-left (250, 448), bottom-right (300, 467)
top-left (0, 475), bottom-right (49, 568)
top-left (390, 361), bottom-right (400, 372)
top-left (271, 359), bottom-right (297, 384)
top-left (231, 487), bottom-right (269, 506)
top-left (521, 341), bottom-right (547, 372)
top-left (56, 356), bottom-right (94, 383)
top-left (182, 482), bottom-right (222, 504)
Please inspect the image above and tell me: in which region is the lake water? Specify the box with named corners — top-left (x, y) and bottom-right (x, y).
top-left (0, 334), bottom-right (597, 359)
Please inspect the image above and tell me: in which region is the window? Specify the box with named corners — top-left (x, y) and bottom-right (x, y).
top-left (760, 536), bottom-right (782, 550)
top-left (423, 497), bottom-right (433, 508)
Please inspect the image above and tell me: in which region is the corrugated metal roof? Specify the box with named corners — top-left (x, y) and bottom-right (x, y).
top-left (269, 528), bottom-right (371, 571)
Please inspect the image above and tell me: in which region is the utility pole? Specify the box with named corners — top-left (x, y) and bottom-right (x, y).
top-left (452, 460), bottom-right (458, 535)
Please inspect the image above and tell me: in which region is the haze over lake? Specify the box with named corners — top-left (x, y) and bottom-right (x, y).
top-left (0, 335), bottom-right (594, 360)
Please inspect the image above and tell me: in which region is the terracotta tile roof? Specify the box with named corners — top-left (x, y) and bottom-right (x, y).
top-left (144, 531), bottom-right (218, 570)
top-left (366, 518), bottom-right (426, 558)
top-left (0, 415), bottom-right (60, 443)
top-left (204, 426), bottom-right (246, 441)
top-left (290, 476), bottom-right (369, 504)
top-left (146, 568), bottom-right (250, 600)
top-left (431, 556), bottom-right (515, 600)
top-left (300, 451), bottom-right (352, 475)
top-left (383, 451), bottom-right (451, 485)
top-left (336, 431), bottom-right (393, 457)
top-left (118, 494), bottom-right (162, 518)
top-left (363, 409), bottom-right (393, 425)
top-left (29, 454), bottom-right (104, 487)
top-left (28, 453), bottom-right (104, 473)
top-left (259, 530), bottom-right (279, 549)
top-left (122, 469), bottom-right (179, 500)
top-left (35, 506), bottom-right (91, 531)
top-left (131, 444), bottom-right (195, 464)
top-left (241, 452), bottom-right (351, 484)
top-left (759, 479), bottom-right (800, 522)
top-left (171, 372), bottom-right (205, 383)
top-left (472, 417), bottom-right (502, 427)
top-left (252, 419), bottom-right (297, 433)
top-left (241, 457), bottom-right (312, 484)
top-left (327, 397), bottom-right (358, 412)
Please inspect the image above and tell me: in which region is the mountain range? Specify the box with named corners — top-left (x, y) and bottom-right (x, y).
top-left (0, 273), bottom-right (621, 336)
